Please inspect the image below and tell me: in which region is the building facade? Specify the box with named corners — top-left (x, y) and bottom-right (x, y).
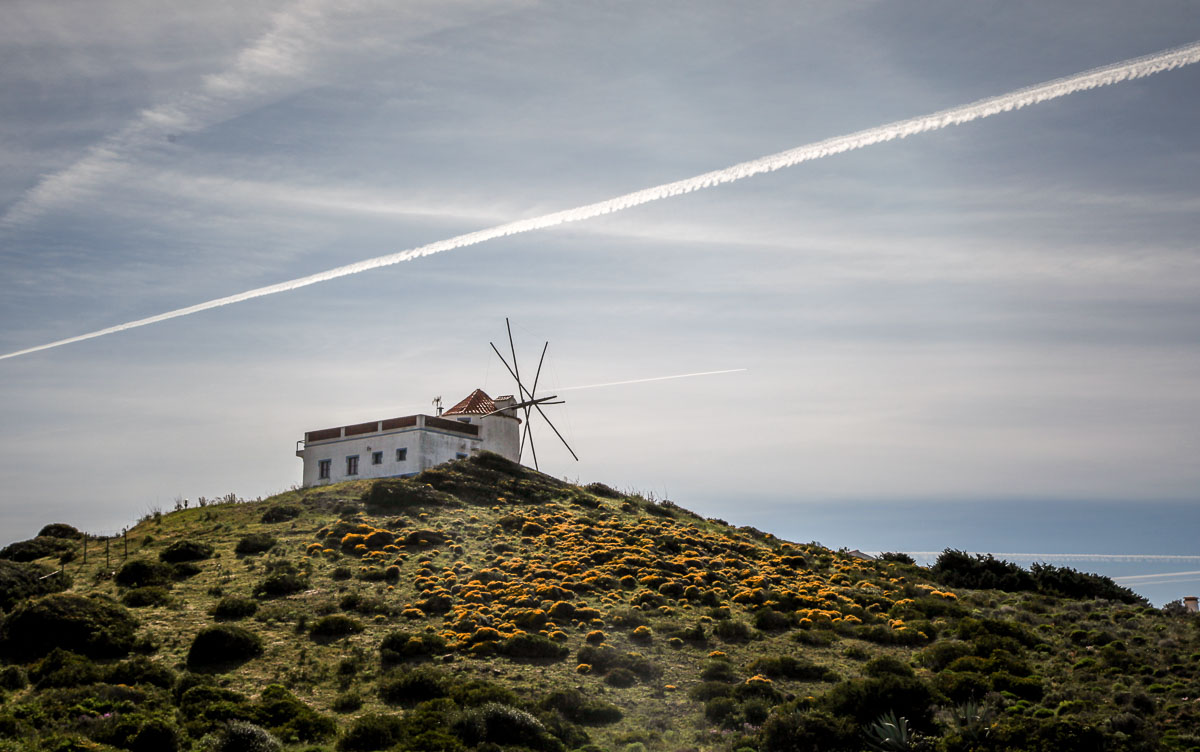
top-left (296, 390), bottom-right (520, 487)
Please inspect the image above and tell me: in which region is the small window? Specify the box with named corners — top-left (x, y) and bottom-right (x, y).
top-left (346, 455), bottom-right (359, 476)
top-left (396, 448), bottom-right (407, 462)
top-left (457, 417), bottom-right (471, 423)
top-left (372, 451), bottom-right (383, 465)
top-left (456, 452), bottom-right (468, 460)
top-left (318, 459), bottom-right (331, 480)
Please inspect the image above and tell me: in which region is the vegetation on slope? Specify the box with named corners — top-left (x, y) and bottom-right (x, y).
top-left (0, 452), bottom-right (1197, 751)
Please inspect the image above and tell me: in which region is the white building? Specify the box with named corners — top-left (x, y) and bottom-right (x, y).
top-left (295, 389), bottom-right (520, 487)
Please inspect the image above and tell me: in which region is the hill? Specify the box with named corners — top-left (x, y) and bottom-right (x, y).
top-left (0, 453), bottom-right (1197, 752)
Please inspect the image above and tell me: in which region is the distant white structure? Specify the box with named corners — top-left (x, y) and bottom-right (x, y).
top-left (296, 390), bottom-right (520, 487)
top-left (1185, 596), bottom-right (1198, 614)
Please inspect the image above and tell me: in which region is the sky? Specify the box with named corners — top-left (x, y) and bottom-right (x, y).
top-left (2, 1), bottom-right (1199, 603)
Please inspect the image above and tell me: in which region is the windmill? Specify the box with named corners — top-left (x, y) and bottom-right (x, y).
top-left (487, 319), bottom-right (579, 472)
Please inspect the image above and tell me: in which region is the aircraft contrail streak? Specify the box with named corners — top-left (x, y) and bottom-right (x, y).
top-left (557, 368), bottom-right (747, 392)
top-left (4, 40), bottom-right (1199, 362)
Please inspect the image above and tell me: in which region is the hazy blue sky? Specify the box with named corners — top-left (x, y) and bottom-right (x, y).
top-left (2, 2), bottom-right (1198, 600)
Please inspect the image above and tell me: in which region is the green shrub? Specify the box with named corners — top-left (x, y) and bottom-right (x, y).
top-left (879, 552), bottom-right (916, 565)
top-left (38, 523), bottom-right (83, 539)
top-left (310, 614), bottom-right (364, 640)
top-left (758, 707), bottom-right (856, 752)
top-left (159, 540), bottom-right (214, 563)
top-left (104, 655), bottom-right (176, 688)
top-left (187, 625), bottom-right (263, 670)
top-left (0, 666), bottom-right (27, 690)
top-left (212, 596), bottom-right (259, 621)
top-left (333, 691), bottom-right (364, 713)
top-left (0, 536), bottom-right (75, 562)
top-left (0, 559), bottom-right (71, 610)
top-left (235, 534), bottom-right (277, 556)
top-left (916, 640), bottom-right (974, 672)
top-left (379, 667), bottom-right (450, 707)
top-left (380, 630), bottom-right (447, 664)
top-left (934, 670), bottom-right (990, 703)
top-left (114, 559), bottom-right (174, 588)
top-left (337, 713), bottom-right (405, 751)
top-left (747, 655), bottom-right (836, 681)
top-left (253, 572), bottom-right (308, 598)
top-left (539, 689), bottom-right (622, 725)
top-left (713, 619), bottom-right (753, 642)
top-left (362, 480), bottom-right (456, 512)
top-left (704, 696), bottom-right (739, 727)
top-left (121, 586), bottom-right (174, 608)
top-left (701, 660), bottom-right (738, 682)
top-left (254, 684), bottom-right (337, 741)
top-left (453, 702), bottom-right (554, 749)
top-left (212, 720), bottom-right (282, 752)
top-left (0, 593), bottom-right (139, 659)
top-left (260, 505), bottom-right (302, 524)
top-left (29, 647), bottom-right (102, 688)
top-left (821, 674), bottom-right (937, 730)
top-left (863, 655), bottom-right (915, 678)
top-left (497, 633), bottom-right (569, 660)
top-left (604, 667), bottom-right (638, 688)
top-left (331, 566), bottom-right (353, 580)
top-left (931, 549), bottom-right (1036, 593)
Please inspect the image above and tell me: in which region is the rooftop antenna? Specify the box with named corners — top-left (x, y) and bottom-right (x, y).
top-left (488, 318), bottom-right (578, 472)
top-left (432, 395), bottom-right (443, 416)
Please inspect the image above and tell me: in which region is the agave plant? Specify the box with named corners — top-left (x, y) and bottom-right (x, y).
top-left (865, 710), bottom-right (913, 751)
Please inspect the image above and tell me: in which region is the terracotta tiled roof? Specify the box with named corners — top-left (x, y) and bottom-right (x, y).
top-left (443, 389), bottom-right (496, 416)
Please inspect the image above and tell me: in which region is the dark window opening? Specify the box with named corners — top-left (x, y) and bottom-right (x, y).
top-left (372, 451), bottom-right (383, 465)
top-left (346, 455), bottom-right (359, 476)
top-left (396, 448), bottom-right (407, 462)
top-left (318, 459), bottom-right (331, 480)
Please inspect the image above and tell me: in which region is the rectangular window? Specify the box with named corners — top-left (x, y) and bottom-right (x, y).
top-left (456, 452), bottom-right (468, 459)
top-left (346, 455), bottom-right (359, 476)
top-left (396, 448), bottom-right (407, 462)
top-left (457, 417), bottom-right (471, 423)
top-left (318, 459), bottom-right (331, 480)
top-left (372, 451), bottom-right (383, 465)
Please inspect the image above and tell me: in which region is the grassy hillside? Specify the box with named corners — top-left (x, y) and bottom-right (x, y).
top-left (0, 452), bottom-right (1197, 752)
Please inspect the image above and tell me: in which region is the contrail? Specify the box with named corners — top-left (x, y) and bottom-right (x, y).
top-left (558, 368), bottom-right (747, 392)
top-left (903, 552), bottom-right (1200, 564)
top-left (4, 40), bottom-right (1199, 362)
top-left (1114, 570), bottom-right (1200, 583)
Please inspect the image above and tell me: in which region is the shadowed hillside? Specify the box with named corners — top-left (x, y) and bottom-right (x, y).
top-left (0, 453), bottom-right (1197, 751)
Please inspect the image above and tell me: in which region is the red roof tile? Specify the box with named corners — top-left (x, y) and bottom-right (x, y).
top-left (443, 388), bottom-right (496, 416)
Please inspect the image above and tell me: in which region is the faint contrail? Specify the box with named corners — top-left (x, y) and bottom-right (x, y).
top-left (1114, 570), bottom-right (1200, 583)
top-left (558, 368), bottom-right (747, 392)
top-left (4, 40), bottom-right (1199, 362)
top-left (903, 552), bottom-right (1200, 564)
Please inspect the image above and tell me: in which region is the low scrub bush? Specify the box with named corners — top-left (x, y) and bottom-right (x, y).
top-left (362, 480), bottom-right (456, 512)
top-left (821, 674), bottom-right (937, 730)
top-left (104, 655), bottom-right (176, 689)
top-left (212, 720), bottom-right (282, 752)
top-left (187, 625), bottom-right (263, 670)
top-left (539, 689), bottom-right (622, 725)
top-left (0, 593), bottom-right (139, 659)
top-left (713, 618), bottom-right (753, 642)
top-left (236, 533), bottom-right (277, 556)
top-left (212, 596), bottom-right (259, 621)
top-left (253, 572), bottom-right (308, 598)
top-left (114, 559), bottom-right (174, 588)
top-left (0, 535), bottom-right (75, 562)
top-left (380, 630), bottom-right (447, 664)
top-left (309, 614), bottom-right (364, 640)
top-left (758, 707), bottom-right (856, 752)
top-left (30, 647), bottom-right (102, 688)
top-left (255, 684), bottom-right (338, 742)
top-left (121, 586), bottom-right (174, 608)
top-left (378, 667), bottom-right (450, 707)
top-left (260, 505), bottom-right (302, 524)
top-left (747, 655), bottom-right (836, 681)
top-left (497, 633), bottom-right (569, 660)
top-left (454, 702), bottom-right (555, 749)
top-left (337, 713), bottom-right (406, 752)
top-left (37, 523), bottom-right (83, 539)
top-left (158, 540), bottom-right (214, 563)
top-left (0, 559), bottom-right (71, 610)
